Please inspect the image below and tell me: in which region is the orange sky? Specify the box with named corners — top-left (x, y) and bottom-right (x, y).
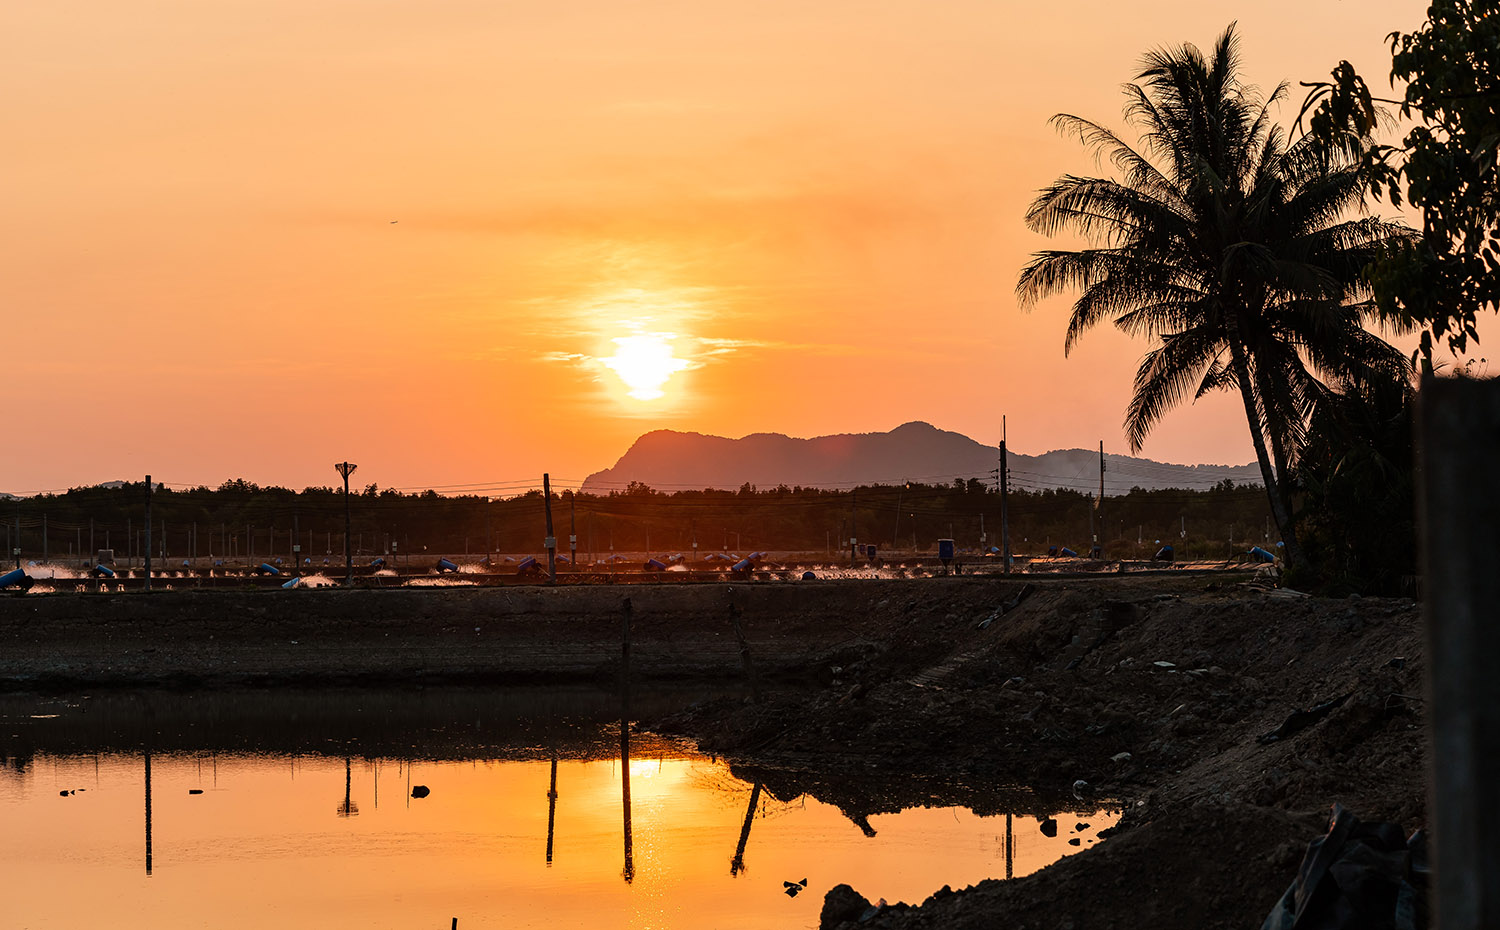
top-left (3, 0), bottom-right (1447, 494)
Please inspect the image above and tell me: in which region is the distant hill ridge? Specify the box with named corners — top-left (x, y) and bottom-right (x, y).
top-left (580, 421), bottom-right (1261, 495)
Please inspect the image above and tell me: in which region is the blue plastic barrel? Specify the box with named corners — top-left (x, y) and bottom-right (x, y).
top-left (732, 558), bottom-right (753, 572)
top-left (1059, 547), bottom-right (1078, 558)
top-left (370, 557), bottom-right (385, 568)
top-left (256, 563), bottom-right (282, 576)
top-left (801, 571), bottom-right (816, 581)
top-left (436, 558), bottom-right (458, 573)
top-left (281, 577), bottom-right (301, 589)
top-left (1249, 546), bottom-right (1276, 563)
top-left (0, 568), bottom-right (32, 590)
top-left (93, 564), bottom-right (116, 578)
top-left (644, 558), bottom-right (667, 572)
top-left (516, 556), bottom-right (539, 575)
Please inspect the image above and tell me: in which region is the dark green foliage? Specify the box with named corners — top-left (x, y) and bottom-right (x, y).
top-left (1296, 377), bottom-right (1417, 595)
top-left (1301, 0), bottom-right (1500, 360)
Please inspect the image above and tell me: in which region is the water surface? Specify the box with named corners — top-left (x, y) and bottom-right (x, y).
top-left (1, 691), bottom-right (1114, 929)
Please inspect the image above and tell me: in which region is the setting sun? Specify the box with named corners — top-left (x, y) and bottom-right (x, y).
top-left (602, 333), bottom-right (691, 400)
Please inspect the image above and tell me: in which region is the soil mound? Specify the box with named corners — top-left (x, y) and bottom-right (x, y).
top-left (654, 576), bottom-right (1425, 928)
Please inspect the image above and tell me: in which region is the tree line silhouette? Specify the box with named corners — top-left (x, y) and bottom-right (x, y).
top-left (1, 477), bottom-right (1274, 564)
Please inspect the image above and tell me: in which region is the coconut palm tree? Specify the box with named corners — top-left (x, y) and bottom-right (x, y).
top-left (1015, 24), bottom-right (1414, 575)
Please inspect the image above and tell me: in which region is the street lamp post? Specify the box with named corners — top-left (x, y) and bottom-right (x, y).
top-left (335, 462), bottom-right (357, 586)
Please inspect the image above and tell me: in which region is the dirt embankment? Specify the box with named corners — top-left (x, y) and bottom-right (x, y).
top-left (0, 577), bottom-right (1425, 929)
top-left (653, 577), bottom-right (1425, 929)
top-left (0, 583), bottom-right (862, 690)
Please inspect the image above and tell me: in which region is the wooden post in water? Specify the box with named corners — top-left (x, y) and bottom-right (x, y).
top-left (144, 751), bottom-right (153, 876)
top-left (1420, 376), bottom-right (1500, 930)
top-left (1005, 812), bottom-right (1013, 879)
top-left (728, 589), bottom-right (761, 702)
top-left (546, 752), bottom-right (558, 866)
top-left (620, 597), bottom-right (632, 708)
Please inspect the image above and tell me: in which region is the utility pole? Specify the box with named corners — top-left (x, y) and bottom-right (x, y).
top-left (893, 481), bottom-right (904, 554)
top-left (543, 473), bottom-right (557, 584)
top-left (42, 514), bottom-right (47, 566)
top-left (849, 488), bottom-right (857, 567)
top-left (1087, 492), bottom-right (1095, 549)
top-left (569, 491), bottom-right (577, 568)
top-left (1000, 417), bottom-right (1011, 575)
top-left (144, 476), bottom-right (153, 593)
top-left (336, 463), bottom-right (357, 586)
top-left (1097, 440), bottom-right (1106, 557)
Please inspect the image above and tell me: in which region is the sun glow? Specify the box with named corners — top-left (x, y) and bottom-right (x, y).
top-left (602, 333), bottom-right (690, 400)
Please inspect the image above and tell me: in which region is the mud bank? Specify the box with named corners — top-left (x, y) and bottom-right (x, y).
top-left (653, 577), bottom-right (1425, 929)
top-left (0, 577), bottom-right (1425, 929)
top-left (0, 583), bottom-right (869, 690)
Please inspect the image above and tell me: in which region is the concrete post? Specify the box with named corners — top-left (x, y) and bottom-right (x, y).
top-left (1419, 375), bottom-right (1500, 930)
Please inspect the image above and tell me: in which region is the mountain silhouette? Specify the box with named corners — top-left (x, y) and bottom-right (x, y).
top-left (580, 422), bottom-right (1260, 495)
